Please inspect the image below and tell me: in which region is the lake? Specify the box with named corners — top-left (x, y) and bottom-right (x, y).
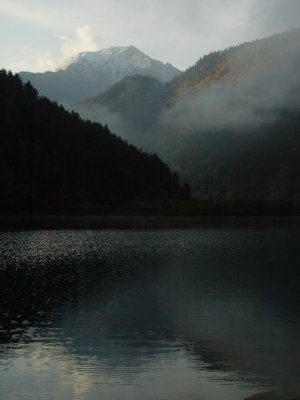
top-left (0, 221), bottom-right (299, 400)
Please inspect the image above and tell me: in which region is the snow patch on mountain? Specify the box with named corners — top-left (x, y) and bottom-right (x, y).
top-left (62, 46), bottom-right (172, 73)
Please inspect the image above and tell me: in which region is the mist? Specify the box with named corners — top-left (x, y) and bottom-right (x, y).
top-left (150, 29), bottom-right (300, 200)
top-left (76, 103), bottom-right (127, 136)
top-left (160, 30), bottom-right (300, 137)
top-left (75, 102), bottom-right (155, 149)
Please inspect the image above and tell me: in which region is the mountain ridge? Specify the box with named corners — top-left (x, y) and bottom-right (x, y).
top-left (19, 46), bottom-right (180, 104)
top-left (169, 28), bottom-right (300, 96)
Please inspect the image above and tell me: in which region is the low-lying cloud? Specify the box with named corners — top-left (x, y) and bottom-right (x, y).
top-left (160, 32), bottom-right (300, 137)
top-left (10, 25), bottom-right (102, 72)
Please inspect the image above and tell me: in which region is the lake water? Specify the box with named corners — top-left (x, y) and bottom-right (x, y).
top-left (0, 221), bottom-right (299, 400)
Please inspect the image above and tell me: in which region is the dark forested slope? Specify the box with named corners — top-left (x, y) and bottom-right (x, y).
top-left (0, 70), bottom-right (188, 214)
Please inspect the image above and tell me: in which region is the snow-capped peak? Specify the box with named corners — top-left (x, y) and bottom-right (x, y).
top-left (63, 46), bottom-right (150, 70)
top-left (49, 46), bottom-right (180, 102)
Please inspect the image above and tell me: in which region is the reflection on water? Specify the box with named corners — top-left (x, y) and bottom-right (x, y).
top-left (0, 222), bottom-right (299, 400)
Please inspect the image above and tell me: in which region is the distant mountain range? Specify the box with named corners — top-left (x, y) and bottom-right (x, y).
top-left (20, 46), bottom-right (180, 104)
top-left (74, 29), bottom-right (300, 203)
top-left (76, 29), bottom-right (300, 129)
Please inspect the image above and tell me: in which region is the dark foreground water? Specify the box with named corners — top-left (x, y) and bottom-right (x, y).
top-left (0, 221), bottom-right (299, 400)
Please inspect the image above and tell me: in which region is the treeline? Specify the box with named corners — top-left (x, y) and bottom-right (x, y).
top-left (0, 70), bottom-right (190, 214)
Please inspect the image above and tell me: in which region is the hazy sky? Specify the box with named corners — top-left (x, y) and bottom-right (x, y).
top-left (1, 0), bottom-right (300, 72)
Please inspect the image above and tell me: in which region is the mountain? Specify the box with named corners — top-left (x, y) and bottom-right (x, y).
top-left (159, 28), bottom-right (300, 201)
top-left (169, 28), bottom-right (300, 95)
top-left (75, 75), bottom-right (168, 148)
top-left (74, 29), bottom-right (300, 204)
top-left (19, 46), bottom-right (180, 104)
top-left (0, 69), bottom-right (189, 214)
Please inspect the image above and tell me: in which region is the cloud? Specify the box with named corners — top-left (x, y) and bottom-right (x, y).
top-left (7, 47), bottom-right (58, 73)
top-left (158, 29), bottom-right (300, 156)
top-left (3, 0), bottom-right (300, 72)
top-left (8, 25), bottom-right (102, 72)
top-left (57, 25), bottom-right (102, 61)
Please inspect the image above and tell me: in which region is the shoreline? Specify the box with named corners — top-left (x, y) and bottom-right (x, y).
top-left (0, 214), bottom-right (299, 230)
top-left (245, 383), bottom-right (300, 400)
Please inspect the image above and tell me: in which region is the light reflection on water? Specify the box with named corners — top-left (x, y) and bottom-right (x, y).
top-left (0, 223), bottom-right (299, 400)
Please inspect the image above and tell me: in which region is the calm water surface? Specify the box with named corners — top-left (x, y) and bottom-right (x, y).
top-left (0, 222), bottom-right (299, 400)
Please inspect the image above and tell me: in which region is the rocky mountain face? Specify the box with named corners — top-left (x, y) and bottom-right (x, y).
top-left (75, 29), bottom-right (300, 203)
top-left (20, 46), bottom-right (180, 104)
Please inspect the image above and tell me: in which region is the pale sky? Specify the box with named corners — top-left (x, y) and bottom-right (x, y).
top-left (1, 0), bottom-right (300, 72)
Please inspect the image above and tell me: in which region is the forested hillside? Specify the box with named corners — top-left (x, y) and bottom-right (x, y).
top-left (0, 70), bottom-right (188, 214)
top-left (169, 28), bottom-right (300, 95)
top-left (161, 110), bottom-right (300, 202)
